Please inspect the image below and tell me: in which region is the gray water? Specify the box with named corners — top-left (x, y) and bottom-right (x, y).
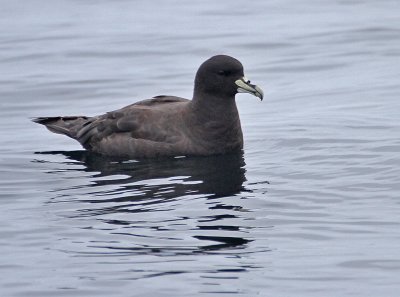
top-left (1, 0), bottom-right (400, 296)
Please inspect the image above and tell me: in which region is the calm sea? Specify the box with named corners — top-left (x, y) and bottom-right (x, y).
top-left (1, 0), bottom-right (400, 296)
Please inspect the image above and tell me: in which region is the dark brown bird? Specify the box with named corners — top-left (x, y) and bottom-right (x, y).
top-left (33, 55), bottom-right (264, 158)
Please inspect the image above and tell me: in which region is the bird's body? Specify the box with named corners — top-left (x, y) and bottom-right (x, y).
top-left (33, 55), bottom-right (263, 159)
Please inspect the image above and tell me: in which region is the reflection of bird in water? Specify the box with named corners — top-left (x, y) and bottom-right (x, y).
top-left (35, 150), bottom-right (253, 252)
top-left (47, 150), bottom-right (248, 200)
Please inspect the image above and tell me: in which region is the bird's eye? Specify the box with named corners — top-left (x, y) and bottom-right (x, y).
top-left (217, 70), bottom-right (231, 76)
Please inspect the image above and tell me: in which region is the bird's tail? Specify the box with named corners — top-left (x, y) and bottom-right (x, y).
top-left (32, 116), bottom-right (90, 140)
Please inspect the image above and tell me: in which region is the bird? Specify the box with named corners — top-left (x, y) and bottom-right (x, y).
top-left (33, 55), bottom-right (264, 159)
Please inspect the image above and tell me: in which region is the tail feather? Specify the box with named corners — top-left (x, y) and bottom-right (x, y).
top-left (32, 116), bottom-right (90, 139)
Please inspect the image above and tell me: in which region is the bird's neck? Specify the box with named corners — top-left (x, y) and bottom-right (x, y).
top-left (190, 93), bottom-right (239, 122)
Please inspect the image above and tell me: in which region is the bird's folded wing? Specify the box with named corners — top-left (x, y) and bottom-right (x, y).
top-left (76, 95), bottom-right (189, 145)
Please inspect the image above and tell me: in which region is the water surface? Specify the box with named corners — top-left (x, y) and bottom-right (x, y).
top-left (1, 0), bottom-right (400, 296)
